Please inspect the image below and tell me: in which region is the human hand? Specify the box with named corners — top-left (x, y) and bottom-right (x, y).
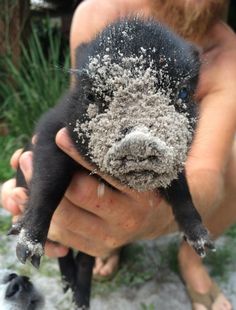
top-left (1, 21), bottom-right (235, 259)
top-left (46, 23), bottom-right (236, 256)
top-left (69, 1), bottom-right (236, 218)
top-left (47, 22), bottom-right (236, 256)
top-left (1, 135), bottom-right (173, 258)
top-left (185, 22), bottom-right (236, 215)
top-left (44, 128), bottom-right (174, 258)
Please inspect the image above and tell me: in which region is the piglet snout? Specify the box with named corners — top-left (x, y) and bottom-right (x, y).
top-left (104, 127), bottom-right (175, 174)
top-left (115, 130), bottom-right (169, 159)
top-left (5, 275), bottom-right (31, 299)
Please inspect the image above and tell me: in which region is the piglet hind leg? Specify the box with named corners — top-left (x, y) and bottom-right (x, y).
top-left (58, 251), bottom-right (94, 309)
top-left (73, 252), bottom-right (95, 309)
top-left (161, 172), bottom-right (215, 257)
top-left (8, 107), bottom-right (76, 268)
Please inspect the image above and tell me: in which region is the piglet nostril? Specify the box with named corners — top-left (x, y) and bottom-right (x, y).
top-left (116, 130), bottom-right (168, 160)
top-left (7, 273), bottom-right (17, 282)
top-left (5, 275), bottom-right (30, 299)
top-left (120, 127), bottom-right (132, 136)
top-left (5, 282), bottom-right (20, 298)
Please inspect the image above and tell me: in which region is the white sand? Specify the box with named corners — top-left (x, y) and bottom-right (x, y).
top-left (74, 48), bottom-right (193, 190)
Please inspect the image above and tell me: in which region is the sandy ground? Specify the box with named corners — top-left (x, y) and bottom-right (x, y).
top-left (0, 207), bottom-right (236, 310)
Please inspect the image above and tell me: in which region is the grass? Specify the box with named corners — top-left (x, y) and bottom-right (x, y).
top-left (140, 303), bottom-right (155, 310)
top-left (204, 246), bottom-right (234, 280)
top-left (0, 135), bottom-right (21, 181)
top-left (92, 243), bottom-right (158, 296)
top-left (203, 224), bottom-right (236, 280)
top-left (0, 213), bottom-right (60, 278)
top-left (91, 228), bottom-right (236, 295)
top-left (0, 20), bottom-right (70, 181)
top-left (159, 240), bottom-right (180, 274)
top-left (225, 223), bottom-right (236, 239)
top-left (0, 215), bottom-right (11, 234)
top-left (161, 235), bottom-right (236, 281)
top-left (1, 23), bottom-right (70, 138)
top-left (0, 215), bottom-right (12, 256)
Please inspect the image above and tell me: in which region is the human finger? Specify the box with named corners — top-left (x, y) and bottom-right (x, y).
top-left (11, 187), bottom-right (28, 204)
top-left (55, 128), bottom-right (139, 195)
top-left (44, 240), bottom-right (69, 258)
top-left (0, 179), bottom-right (21, 215)
top-left (10, 149), bottom-right (24, 170)
top-left (56, 127), bottom-right (163, 204)
top-left (51, 197), bottom-right (107, 242)
top-left (11, 187), bottom-right (28, 213)
top-left (65, 170), bottom-right (133, 218)
top-left (18, 151), bottom-right (33, 183)
top-left (54, 177), bottom-right (171, 245)
top-left (49, 198), bottom-right (175, 256)
top-left (48, 221), bottom-right (112, 257)
top-left (32, 135), bottom-right (37, 145)
top-left (65, 169), bottom-right (163, 235)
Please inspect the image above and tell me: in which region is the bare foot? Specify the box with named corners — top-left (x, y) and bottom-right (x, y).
top-left (178, 241), bottom-right (232, 310)
top-left (93, 249), bottom-right (120, 279)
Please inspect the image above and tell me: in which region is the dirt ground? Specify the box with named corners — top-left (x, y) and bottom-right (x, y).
top-left (0, 207), bottom-right (236, 310)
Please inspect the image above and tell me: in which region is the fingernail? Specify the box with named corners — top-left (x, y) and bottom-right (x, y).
top-left (19, 204), bottom-right (26, 212)
top-left (6, 198), bottom-right (19, 214)
top-left (12, 215), bottom-right (20, 223)
top-left (20, 152), bottom-right (32, 176)
top-left (56, 128), bottom-right (73, 151)
top-left (12, 189), bottom-right (28, 206)
top-left (32, 135), bottom-right (37, 144)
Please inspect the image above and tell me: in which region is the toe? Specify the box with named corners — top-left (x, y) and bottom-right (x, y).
top-left (99, 254), bottom-right (119, 276)
top-left (93, 253), bottom-right (120, 278)
top-left (212, 294), bottom-right (232, 310)
top-left (93, 257), bottom-right (104, 276)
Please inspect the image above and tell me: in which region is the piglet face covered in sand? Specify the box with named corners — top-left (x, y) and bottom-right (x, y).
top-left (69, 18), bottom-right (200, 191)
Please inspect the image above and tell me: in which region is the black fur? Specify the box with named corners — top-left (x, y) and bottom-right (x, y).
top-left (11, 18), bottom-right (215, 309)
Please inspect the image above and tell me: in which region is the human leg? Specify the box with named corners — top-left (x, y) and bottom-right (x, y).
top-left (178, 142), bottom-right (236, 310)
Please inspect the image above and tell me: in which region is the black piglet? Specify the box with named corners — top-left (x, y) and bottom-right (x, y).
top-left (11, 17), bottom-right (215, 309)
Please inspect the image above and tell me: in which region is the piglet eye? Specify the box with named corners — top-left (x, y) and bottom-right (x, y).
top-left (86, 93), bottom-right (95, 101)
top-left (178, 87), bottom-right (189, 101)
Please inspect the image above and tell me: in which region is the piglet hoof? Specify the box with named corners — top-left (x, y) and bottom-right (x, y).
top-left (15, 229), bottom-right (44, 268)
top-left (31, 255), bottom-right (41, 269)
top-left (184, 225), bottom-right (215, 258)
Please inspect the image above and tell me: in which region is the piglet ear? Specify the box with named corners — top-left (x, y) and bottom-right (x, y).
top-left (75, 42), bottom-right (90, 69)
top-left (69, 68), bottom-right (90, 89)
top-left (69, 42), bottom-right (91, 85)
top-left (186, 43), bottom-right (202, 77)
top-left (188, 43), bottom-right (202, 61)
top-left (192, 45), bottom-right (202, 59)
top-left (77, 70), bottom-right (90, 82)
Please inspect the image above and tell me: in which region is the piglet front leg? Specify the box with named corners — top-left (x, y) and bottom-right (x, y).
top-left (8, 108), bottom-right (76, 268)
top-left (161, 172), bottom-right (215, 257)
